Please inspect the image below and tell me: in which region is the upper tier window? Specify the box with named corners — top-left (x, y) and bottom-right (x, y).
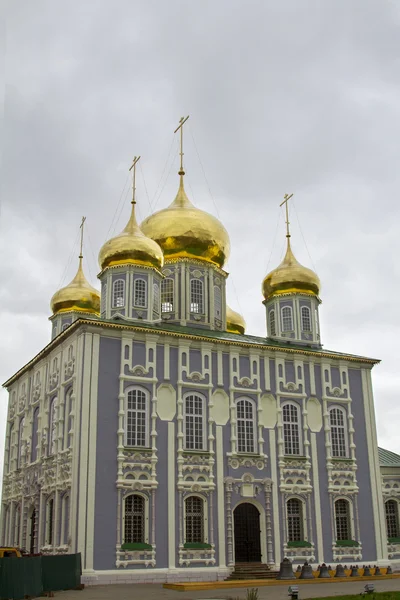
top-left (126, 387), bottom-right (148, 447)
top-left (112, 279), bottom-right (125, 308)
top-left (134, 278), bottom-right (147, 308)
top-left (329, 407), bottom-right (348, 458)
top-left (184, 393), bottom-right (205, 451)
top-left (269, 309), bottom-right (276, 336)
top-left (283, 402), bottom-right (301, 455)
top-left (190, 279), bottom-right (204, 314)
top-left (161, 278), bottom-right (174, 312)
top-left (236, 398), bottom-right (256, 453)
top-left (214, 286), bottom-right (222, 318)
top-left (153, 283), bottom-right (160, 316)
top-left (301, 306), bottom-right (311, 332)
top-left (281, 306), bottom-right (293, 331)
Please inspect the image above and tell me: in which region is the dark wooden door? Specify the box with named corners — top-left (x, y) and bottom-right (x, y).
top-left (234, 503), bottom-right (261, 562)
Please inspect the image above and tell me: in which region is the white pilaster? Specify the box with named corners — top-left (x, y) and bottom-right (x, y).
top-left (216, 426), bottom-right (226, 567)
top-left (168, 421), bottom-right (175, 568)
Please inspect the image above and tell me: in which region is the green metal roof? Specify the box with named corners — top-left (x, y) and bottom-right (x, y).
top-left (379, 447), bottom-right (400, 468)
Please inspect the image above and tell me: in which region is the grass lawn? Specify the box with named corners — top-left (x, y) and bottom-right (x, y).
top-left (304, 594), bottom-right (400, 600)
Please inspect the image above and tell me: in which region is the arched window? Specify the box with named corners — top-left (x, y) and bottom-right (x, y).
top-left (214, 286), bottom-right (222, 318)
top-left (301, 306), bottom-right (311, 332)
top-left (31, 408), bottom-right (39, 462)
top-left (63, 389), bottom-right (73, 450)
top-left (17, 417), bottom-right (25, 468)
top-left (161, 278), bottom-right (174, 312)
top-left (269, 310), bottom-right (276, 336)
top-left (7, 423), bottom-right (14, 473)
top-left (386, 500), bottom-right (399, 538)
top-left (134, 278), bottom-right (147, 308)
top-left (190, 279), bottom-right (204, 314)
top-left (153, 283), bottom-right (160, 316)
top-left (112, 279), bottom-right (125, 308)
top-left (184, 394), bottom-right (205, 451)
top-left (281, 306), bottom-right (293, 331)
top-left (101, 283), bottom-right (107, 314)
top-left (185, 496), bottom-right (204, 543)
top-left (335, 499), bottom-right (351, 541)
top-left (48, 398), bottom-right (57, 455)
top-left (287, 498), bottom-right (303, 541)
top-left (236, 398), bottom-right (256, 453)
top-left (329, 407), bottom-right (347, 458)
top-left (124, 494), bottom-right (145, 544)
top-left (283, 403), bottom-right (301, 455)
top-left (126, 388), bottom-right (148, 447)
top-left (46, 498), bottom-right (54, 546)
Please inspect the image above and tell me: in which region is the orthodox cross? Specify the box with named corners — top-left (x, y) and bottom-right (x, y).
top-left (280, 193), bottom-right (293, 238)
top-left (79, 216), bottom-right (86, 258)
top-left (174, 115), bottom-right (189, 175)
top-left (129, 156), bottom-right (141, 204)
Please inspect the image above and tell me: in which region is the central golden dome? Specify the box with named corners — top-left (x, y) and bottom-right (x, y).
top-left (262, 238), bottom-right (320, 301)
top-left (99, 201), bottom-right (163, 271)
top-left (51, 258), bottom-right (100, 315)
top-left (141, 176), bottom-right (230, 268)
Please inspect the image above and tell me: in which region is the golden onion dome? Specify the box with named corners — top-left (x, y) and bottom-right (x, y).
top-left (226, 304), bottom-right (246, 335)
top-left (51, 257), bottom-right (100, 315)
top-left (140, 175), bottom-right (230, 268)
top-left (262, 238), bottom-right (320, 301)
top-left (99, 201), bottom-right (164, 271)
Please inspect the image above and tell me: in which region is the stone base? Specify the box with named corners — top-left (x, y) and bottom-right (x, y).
top-left (81, 567), bottom-right (231, 586)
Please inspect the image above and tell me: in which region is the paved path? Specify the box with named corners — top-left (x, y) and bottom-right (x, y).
top-left (53, 578), bottom-right (400, 600)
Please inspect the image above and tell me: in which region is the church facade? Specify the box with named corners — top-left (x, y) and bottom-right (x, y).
top-left (2, 148), bottom-right (400, 585)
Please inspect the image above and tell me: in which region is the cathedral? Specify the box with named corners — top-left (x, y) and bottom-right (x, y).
top-left (2, 124), bottom-right (400, 585)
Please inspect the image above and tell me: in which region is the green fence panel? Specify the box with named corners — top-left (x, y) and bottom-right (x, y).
top-left (0, 556), bottom-right (42, 600)
top-left (41, 553), bottom-right (82, 592)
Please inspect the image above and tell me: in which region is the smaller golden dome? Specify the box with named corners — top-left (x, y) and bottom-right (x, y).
top-left (99, 201), bottom-right (164, 271)
top-left (226, 305), bottom-right (246, 335)
top-left (51, 258), bottom-right (100, 315)
top-left (262, 239), bottom-right (320, 301)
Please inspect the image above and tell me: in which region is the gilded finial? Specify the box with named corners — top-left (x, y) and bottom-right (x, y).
top-left (129, 156), bottom-right (141, 205)
top-left (174, 116), bottom-right (189, 176)
top-left (280, 193), bottom-right (293, 238)
top-left (79, 216), bottom-right (86, 259)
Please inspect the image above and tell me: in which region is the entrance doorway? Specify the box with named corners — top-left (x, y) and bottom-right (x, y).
top-left (233, 503), bottom-right (261, 562)
top-left (29, 509), bottom-right (36, 554)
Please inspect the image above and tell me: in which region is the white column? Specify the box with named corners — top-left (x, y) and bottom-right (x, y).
top-left (168, 421), bottom-right (176, 568)
top-left (310, 433), bottom-right (324, 563)
top-left (269, 430), bottom-right (281, 564)
top-left (216, 426), bottom-right (226, 567)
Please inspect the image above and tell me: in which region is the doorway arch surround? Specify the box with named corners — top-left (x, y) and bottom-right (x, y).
top-left (232, 498), bottom-right (267, 563)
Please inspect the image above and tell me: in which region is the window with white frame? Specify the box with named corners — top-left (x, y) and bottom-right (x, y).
top-left (17, 417), bottom-right (25, 468)
top-left (281, 306), bottom-right (293, 331)
top-left (46, 498), bottom-right (54, 545)
top-left (153, 283), bottom-right (160, 316)
top-left (101, 283), bottom-right (107, 314)
top-left (48, 398), bottom-right (57, 455)
top-left (386, 500), bottom-right (399, 538)
top-left (190, 279), bottom-right (204, 314)
top-left (283, 403), bottom-right (301, 455)
top-left (214, 286), bottom-right (222, 318)
top-left (334, 498), bottom-right (351, 540)
top-left (7, 423), bottom-right (13, 473)
top-left (269, 309), bottom-right (276, 336)
top-left (236, 398), bottom-right (256, 453)
top-left (184, 394), bottom-right (205, 451)
top-left (315, 309), bottom-right (319, 336)
top-left (329, 407), bottom-right (348, 458)
top-left (301, 306), bottom-right (311, 331)
top-left (134, 278), bottom-right (147, 307)
top-left (31, 408), bottom-right (39, 462)
top-left (185, 496), bottom-right (205, 543)
top-left (287, 498), bottom-right (303, 541)
top-left (126, 387), bottom-right (148, 447)
top-left (161, 278), bottom-right (174, 312)
top-left (112, 279), bottom-right (125, 308)
top-left (124, 494), bottom-right (145, 544)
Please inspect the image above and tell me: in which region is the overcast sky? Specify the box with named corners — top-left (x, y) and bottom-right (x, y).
top-left (2, 1), bottom-right (400, 484)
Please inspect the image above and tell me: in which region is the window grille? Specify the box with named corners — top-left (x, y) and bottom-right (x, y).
top-left (134, 279), bottom-right (147, 307)
top-left (269, 310), bottom-right (276, 336)
top-left (124, 494), bottom-right (145, 543)
top-left (47, 498), bottom-right (54, 545)
top-left (101, 283), bottom-right (107, 314)
top-left (237, 399), bottom-right (255, 453)
top-left (386, 500), bottom-right (399, 538)
top-left (283, 403), bottom-right (300, 455)
top-left (17, 417), bottom-right (25, 468)
top-left (161, 278), bottom-right (174, 312)
top-left (126, 388), bottom-right (147, 447)
top-left (184, 394), bottom-right (204, 450)
top-left (185, 496), bottom-right (204, 543)
top-left (153, 283), bottom-right (160, 316)
top-left (190, 279), bottom-right (204, 314)
top-left (48, 399), bottom-right (57, 455)
top-left (335, 499), bottom-right (351, 540)
top-left (214, 286), bottom-right (222, 318)
top-left (112, 279), bottom-right (125, 308)
top-left (330, 408), bottom-right (347, 457)
top-left (281, 306), bottom-right (293, 331)
top-left (287, 498), bottom-right (303, 541)
top-left (301, 306), bottom-right (311, 331)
